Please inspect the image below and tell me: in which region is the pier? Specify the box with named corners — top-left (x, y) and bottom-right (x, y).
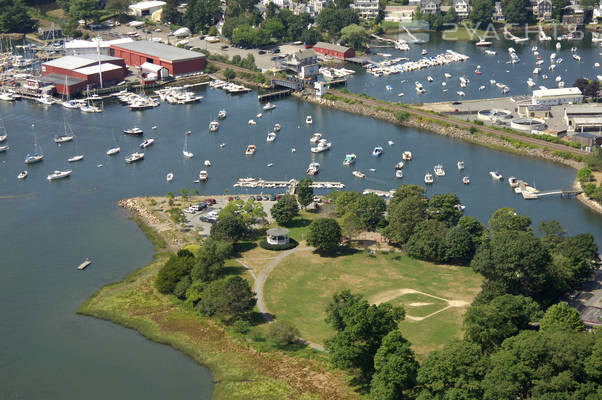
top-left (521, 189), bottom-right (582, 200)
top-left (363, 189), bottom-right (395, 198)
top-left (258, 89), bottom-right (292, 102)
top-left (233, 178), bottom-right (344, 190)
top-left (325, 78), bottom-right (347, 87)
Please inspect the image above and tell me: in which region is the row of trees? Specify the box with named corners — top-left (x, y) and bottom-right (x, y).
top-left (0, 0), bottom-right (34, 33)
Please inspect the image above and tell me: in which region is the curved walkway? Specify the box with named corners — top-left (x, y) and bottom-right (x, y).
top-left (238, 246), bottom-right (326, 351)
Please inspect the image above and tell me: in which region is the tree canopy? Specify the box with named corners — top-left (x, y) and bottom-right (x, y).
top-left (540, 302), bottom-right (585, 332)
top-left (270, 195), bottom-right (299, 226)
top-left (0, 0), bottom-right (35, 33)
top-left (307, 218), bottom-right (342, 253)
top-left (296, 178), bottom-right (314, 209)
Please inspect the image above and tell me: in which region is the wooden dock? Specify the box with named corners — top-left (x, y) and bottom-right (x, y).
top-left (522, 189), bottom-right (582, 200)
top-left (326, 79), bottom-right (347, 87)
top-left (233, 178), bottom-right (344, 190)
top-left (258, 89), bottom-right (292, 102)
top-left (77, 258), bottom-right (91, 270)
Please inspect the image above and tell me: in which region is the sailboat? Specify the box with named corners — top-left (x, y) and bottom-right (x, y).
top-left (107, 131), bottom-right (120, 155)
top-left (61, 76), bottom-right (79, 109)
top-left (0, 119), bottom-right (7, 142)
top-left (54, 115), bottom-right (75, 143)
top-left (68, 132), bottom-right (84, 162)
top-left (25, 124), bottom-right (44, 164)
top-left (80, 86), bottom-right (102, 113)
top-left (183, 131), bottom-right (194, 158)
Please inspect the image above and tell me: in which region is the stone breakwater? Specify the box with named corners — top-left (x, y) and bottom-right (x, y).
top-left (574, 181), bottom-right (602, 214)
top-left (118, 198), bottom-right (163, 227)
top-left (297, 93), bottom-right (584, 170)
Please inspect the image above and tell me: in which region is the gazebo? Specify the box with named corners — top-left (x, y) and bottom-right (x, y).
top-left (266, 227), bottom-right (290, 245)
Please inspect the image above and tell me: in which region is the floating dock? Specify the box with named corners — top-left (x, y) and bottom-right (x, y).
top-left (77, 258), bottom-right (91, 270)
top-left (521, 189), bottom-right (581, 200)
top-left (233, 178), bottom-right (344, 190)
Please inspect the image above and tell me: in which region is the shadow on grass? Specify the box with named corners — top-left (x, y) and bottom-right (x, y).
top-left (282, 218), bottom-right (311, 229)
top-left (315, 246), bottom-right (361, 258)
top-left (220, 265), bottom-right (247, 277)
top-left (232, 241), bottom-right (258, 256)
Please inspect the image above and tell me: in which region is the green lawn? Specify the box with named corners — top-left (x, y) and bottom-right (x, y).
top-left (264, 250), bottom-right (482, 357)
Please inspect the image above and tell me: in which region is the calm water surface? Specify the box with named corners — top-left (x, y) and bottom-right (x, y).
top-left (1, 39), bottom-right (602, 398)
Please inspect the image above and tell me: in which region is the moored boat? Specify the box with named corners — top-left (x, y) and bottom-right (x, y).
top-left (17, 171), bottom-right (28, 180)
top-left (198, 170), bottom-right (208, 182)
top-left (54, 134), bottom-right (74, 144)
top-left (68, 154), bottom-right (84, 162)
top-left (372, 146), bottom-right (383, 157)
top-left (394, 161), bottom-right (404, 170)
top-left (457, 161), bottom-right (464, 170)
top-left (107, 147), bottom-right (120, 156)
top-left (310, 133), bottom-right (322, 144)
top-left (204, 160), bottom-right (212, 167)
top-left (0, 144), bottom-right (9, 152)
top-left (47, 170), bottom-right (72, 181)
top-left (209, 120), bottom-right (219, 132)
top-left (218, 109), bottom-right (227, 119)
top-left (167, 173), bottom-right (174, 182)
top-left (424, 172), bottom-right (434, 184)
top-left (245, 144), bottom-right (256, 155)
top-left (434, 164), bottom-right (445, 176)
top-left (402, 151), bottom-right (412, 161)
top-left (125, 152), bottom-right (144, 163)
top-left (274, 123), bottom-right (281, 132)
top-left (463, 176), bottom-right (470, 184)
top-left (266, 132), bottom-right (277, 142)
top-left (123, 127), bottom-right (143, 135)
top-left (508, 176), bottom-right (519, 187)
top-left (352, 170), bottom-right (365, 178)
top-left (306, 115), bottom-right (313, 124)
top-left (306, 162), bottom-right (320, 175)
top-left (263, 102), bottom-right (276, 111)
top-left (489, 171), bottom-right (503, 180)
top-left (343, 154), bottom-right (356, 165)
top-left (139, 138), bottom-right (155, 148)
top-left (395, 169), bottom-right (403, 179)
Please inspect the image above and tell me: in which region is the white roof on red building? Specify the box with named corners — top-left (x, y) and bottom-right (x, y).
top-left (74, 63), bottom-right (124, 75)
top-left (43, 56), bottom-right (96, 70)
top-left (111, 40), bottom-right (205, 62)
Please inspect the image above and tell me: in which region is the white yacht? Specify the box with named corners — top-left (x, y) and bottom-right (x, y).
top-left (274, 123), bottom-right (281, 132)
top-left (209, 120), bottom-right (219, 132)
top-left (54, 134), bottom-right (74, 144)
top-left (311, 139), bottom-right (332, 153)
top-left (139, 138), bottom-right (155, 148)
top-left (489, 171), bottom-right (503, 180)
top-left (352, 170), bottom-right (365, 179)
top-left (204, 160), bottom-right (212, 167)
top-left (125, 152), bottom-right (144, 163)
top-left (218, 109), bottom-right (227, 119)
top-left (402, 151), bottom-right (413, 161)
top-left (245, 144), bottom-right (256, 155)
top-left (508, 176), bottom-right (519, 187)
top-left (61, 100), bottom-right (80, 109)
top-left (0, 145), bottom-right (9, 152)
top-left (47, 170), bottom-right (72, 181)
top-left (198, 170), bottom-right (208, 182)
top-left (0, 92), bottom-right (15, 102)
top-left (372, 146), bottom-right (383, 157)
top-left (263, 102), bottom-right (276, 111)
top-left (266, 132), bottom-right (277, 142)
top-left (457, 161), bottom-right (464, 170)
top-left (68, 154), bottom-right (84, 162)
top-left (388, 140), bottom-right (394, 146)
top-left (37, 95), bottom-right (55, 106)
top-left (434, 164), bottom-right (445, 176)
top-left (444, 73), bottom-right (452, 79)
top-left (248, 119), bottom-right (256, 125)
top-left (306, 162), bottom-right (320, 175)
top-left (107, 147), bottom-right (120, 156)
top-left (256, 113), bottom-right (263, 118)
top-left (309, 133), bottom-right (322, 144)
top-left (395, 170), bottom-right (403, 179)
top-left (25, 153), bottom-right (44, 164)
top-left (463, 176), bottom-right (470, 184)
top-left (424, 173), bottom-right (434, 184)
top-left (123, 127), bottom-right (143, 135)
top-left (17, 171), bottom-right (28, 180)
top-left (394, 161), bottom-right (404, 170)
top-left (306, 115), bottom-right (313, 124)
top-left (167, 173), bottom-right (174, 182)
top-left (343, 154), bottom-right (356, 165)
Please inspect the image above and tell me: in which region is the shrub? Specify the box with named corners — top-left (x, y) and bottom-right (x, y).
top-left (394, 111), bottom-right (410, 123)
top-left (267, 321), bottom-right (299, 346)
top-left (259, 238), bottom-right (298, 251)
top-left (231, 320), bottom-right (251, 334)
top-left (577, 167), bottom-right (594, 184)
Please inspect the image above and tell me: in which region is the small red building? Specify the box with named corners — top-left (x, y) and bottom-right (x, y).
top-left (312, 42), bottom-right (355, 59)
top-left (110, 41), bottom-right (206, 76)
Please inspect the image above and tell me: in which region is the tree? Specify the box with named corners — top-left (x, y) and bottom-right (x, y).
top-left (191, 238), bottom-right (232, 282)
top-left (470, 230), bottom-right (551, 299)
top-left (341, 211), bottom-right (364, 241)
top-left (270, 195), bottom-right (299, 226)
top-left (210, 215), bottom-right (247, 242)
top-left (488, 207), bottom-right (532, 233)
top-left (442, 225), bottom-right (476, 265)
top-left (334, 191), bottom-right (362, 216)
top-left (557, 233), bottom-right (599, 287)
top-left (355, 193), bottom-right (386, 230)
top-left (389, 184), bottom-right (426, 208)
top-left (307, 218), bottom-right (342, 253)
top-left (316, 6), bottom-right (360, 35)
top-left (370, 330), bottom-right (419, 400)
top-left (584, 80), bottom-right (599, 98)
top-left (384, 196), bottom-right (427, 244)
top-left (427, 193), bottom-right (463, 226)
top-left (231, 24), bottom-right (259, 47)
top-left (155, 251), bottom-right (196, 294)
top-left (574, 77), bottom-right (590, 93)
top-left (0, 0), bottom-right (34, 33)
top-left (263, 16), bottom-right (286, 40)
top-left (552, 0), bottom-right (569, 21)
top-left (302, 27), bottom-right (322, 45)
top-left (296, 178), bottom-right (314, 209)
top-left (538, 220), bottom-right (567, 247)
top-left (577, 167), bottom-right (594, 183)
top-left (66, 0), bottom-right (102, 23)
top-left (219, 198), bottom-right (266, 227)
top-left (267, 321), bottom-right (299, 346)
top-left (407, 220), bottom-right (448, 262)
top-left (223, 67), bottom-right (236, 81)
top-left (340, 24), bottom-right (369, 49)
top-left (184, 0), bottom-right (222, 33)
top-left (417, 339), bottom-right (489, 400)
top-left (196, 275), bottom-right (256, 322)
top-left (162, 0), bottom-right (181, 24)
top-left (222, 15), bottom-right (248, 38)
top-left (540, 302), bottom-right (585, 332)
top-left (502, 0), bottom-right (531, 24)
top-left (470, 0), bottom-right (494, 27)
top-left (325, 290), bottom-right (405, 381)
top-left (463, 294), bottom-right (542, 351)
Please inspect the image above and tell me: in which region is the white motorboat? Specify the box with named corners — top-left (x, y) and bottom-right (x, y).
top-left (508, 176), bottom-right (519, 187)
top-left (457, 161), bottom-right (464, 170)
top-left (209, 120), bottom-right (220, 132)
top-left (372, 146), bottom-right (383, 157)
top-left (343, 154), bottom-right (356, 165)
top-left (17, 171), bottom-right (27, 180)
top-left (311, 139), bottom-right (332, 153)
top-left (107, 147), bottom-right (120, 156)
top-left (476, 39), bottom-right (492, 46)
top-left (139, 138), bottom-right (155, 148)
top-left (306, 115), bottom-right (313, 124)
top-left (266, 132), bottom-right (277, 142)
top-left (291, 148), bottom-right (296, 153)
top-left (167, 173), bottom-right (174, 182)
top-left (394, 161), bottom-right (404, 170)
top-left (395, 170), bottom-right (403, 179)
top-left (61, 100), bottom-right (80, 109)
top-left (388, 140), bottom-right (394, 146)
top-left (478, 85), bottom-right (485, 91)
top-left (274, 123), bottom-right (281, 132)
top-left (424, 173), bottom-right (434, 184)
top-left (444, 73), bottom-right (452, 79)
top-left (352, 170), bottom-right (365, 179)
top-left (0, 144), bottom-right (9, 152)
top-left (434, 164), bottom-right (445, 176)
top-left (183, 133), bottom-right (193, 158)
top-left (54, 134), bottom-right (74, 144)
top-left (489, 171), bottom-right (503, 180)
top-left (263, 102), bottom-right (276, 111)
top-left (0, 92), bottom-right (15, 102)
top-left (68, 154), bottom-right (84, 162)
top-left (25, 153), bottom-right (44, 164)
top-left (218, 109), bottom-right (227, 119)
top-left (248, 119), bottom-right (256, 125)
top-left (123, 127), bottom-right (143, 135)
top-left (37, 95), bottom-right (55, 106)
top-left (427, 76), bottom-right (433, 82)
top-left (457, 91), bottom-right (466, 96)
top-left (485, 50), bottom-right (496, 55)
top-left (245, 144), bottom-right (256, 155)
top-left (204, 160), bottom-right (211, 167)
top-left (125, 152), bottom-right (144, 163)
top-left (80, 103), bottom-right (102, 113)
top-left (463, 176), bottom-right (470, 184)
top-left (310, 133), bottom-right (322, 144)
top-left (47, 170), bottom-right (72, 181)
top-left (198, 170), bottom-right (208, 182)
top-left (306, 162), bottom-right (320, 175)
top-left (256, 113), bottom-right (263, 118)
top-left (402, 151), bottom-right (412, 161)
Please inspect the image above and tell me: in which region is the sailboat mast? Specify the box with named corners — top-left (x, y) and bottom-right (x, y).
top-left (96, 38), bottom-right (103, 89)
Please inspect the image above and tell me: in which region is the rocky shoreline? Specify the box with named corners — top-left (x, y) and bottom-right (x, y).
top-left (574, 181), bottom-right (602, 214)
top-left (297, 93), bottom-right (584, 170)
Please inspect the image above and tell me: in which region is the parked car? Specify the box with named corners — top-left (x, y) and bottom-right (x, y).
top-left (258, 50), bottom-right (266, 54)
top-left (228, 196), bottom-right (234, 202)
top-left (249, 195), bottom-right (255, 201)
top-left (263, 195), bottom-right (269, 201)
top-left (270, 48), bottom-right (280, 54)
top-left (204, 198), bottom-right (216, 205)
top-left (270, 194), bottom-right (276, 201)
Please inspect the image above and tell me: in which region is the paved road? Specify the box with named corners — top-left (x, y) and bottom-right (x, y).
top-left (331, 90), bottom-right (588, 157)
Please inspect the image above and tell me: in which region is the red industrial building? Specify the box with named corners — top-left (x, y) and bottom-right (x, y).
top-left (110, 41), bottom-right (206, 76)
top-left (41, 55), bottom-right (127, 95)
top-left (312, 42), bottom-right (355, 59)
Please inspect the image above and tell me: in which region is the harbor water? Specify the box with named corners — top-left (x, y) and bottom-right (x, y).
top-left (2, 43), bottom-right (602, 398)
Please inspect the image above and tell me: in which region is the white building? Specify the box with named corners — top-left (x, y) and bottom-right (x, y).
top-left (128, 1), bottom-right (166, 18)
top-left (351, 0), bottom-right (379, 19)
top-left (532, 87), bottom-right (583, 106)
top-left (594, 2), bottom-right (602, 22)
top-left (454, 0), bottom-right (470, 19)
top-left (64, 37), bottom-right (134, 56)
top-left (384, 5), bottom-right (415, 22)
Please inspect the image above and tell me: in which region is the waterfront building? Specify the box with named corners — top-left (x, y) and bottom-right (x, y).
top-left (128, 1), bottom-right (166, 20)
top-left (282, 49), bottom-right (319, 79)
top-left (266, 228), bottom-right (290, 245)
top-left (351, 0), bottom-right (380, 19)
top-left (517, 103), bottom-right (551, 119)
top-left (572, 132), bottom-right (602, 147)
top-left (594, 2), bottom-right (602, 22)
top-left (534, 0), bottom-right (553, 21)
top-left (454, 0), bottom-right (470, 19)
top-left (408, 0), bottom-right (420, 5)
top-left (420, 0), bottom-right (442, 14)
top-left (384, 5), bottom-right (415, 22)
top-left (562, 5), bottom-right (585, 25)
top-left (532, 87), bottom-right (583, 106)
top-left (493, 2), bottom-right (505, 21)
top-left (312, 42), bottom-right (355, 59)
top-left (64, 38), bottom-right (134, 56)
top-left (110, 41), bottom-right (206, 76)
top-left (564, 104), bottom-right (602, 133)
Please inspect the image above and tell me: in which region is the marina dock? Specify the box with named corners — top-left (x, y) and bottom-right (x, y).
top-left (77, 258), bottom-right (91, 270)
top-left (363, 189), bottom-right (395, 198)
top-left (258, 89), bottom-right (292, 102)
top-left (522, 189), bottom-right (582, 200)
top-left (233, 178), bottom-right (344, 190)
